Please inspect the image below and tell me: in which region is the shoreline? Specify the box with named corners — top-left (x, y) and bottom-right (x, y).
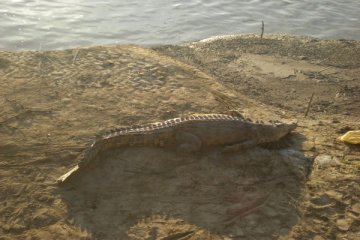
top-left (1, 32), bottom-right (359, 53)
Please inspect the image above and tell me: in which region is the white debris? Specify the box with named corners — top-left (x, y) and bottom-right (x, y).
top-left (314, 155), bottom-right (341, 169)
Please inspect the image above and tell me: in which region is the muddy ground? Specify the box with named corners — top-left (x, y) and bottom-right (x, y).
top-left (0, 34), bottom-right (359, 239)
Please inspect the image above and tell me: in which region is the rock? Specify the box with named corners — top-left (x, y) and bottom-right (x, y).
top-left (314, 155), bottom-right (340, 169)
top-left (336, 218), bottom-right (352, 231)
top-left (280, 149), bottom-right (311, 180)
top-left (298, 56), bottom-right (308, 60)
top-left (351, 203), bottom-right (360, 214)
top-left (61, 97), bottom-right (71, 104)
top-left (325, 190), bottom-right (343, 201)
top-left (311, 194), bottom-right (332, 206)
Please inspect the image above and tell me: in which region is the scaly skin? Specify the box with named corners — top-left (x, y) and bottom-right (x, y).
top-left (57, 114), bottom-right (297, 184)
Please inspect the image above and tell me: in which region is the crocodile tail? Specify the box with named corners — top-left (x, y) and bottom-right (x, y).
top-left (78, 138), bottom-right (109, 168)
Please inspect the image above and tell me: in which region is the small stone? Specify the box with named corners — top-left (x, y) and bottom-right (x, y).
top-left (325, 190), bottom-right (343, 201)
top-left (34, 176), bottom-right (45, 182)
top-left (313, 219), bottom-right (323, 224)
top-left (351, 203), bottom-right (360, 214)
top-left (311, 194), bottom-right (332, 205)
top-left (61, 98), bottom-right (71, 104)
top-left (336, 218), bottom-right (352, 231)
top-left (314, 155), bottom-right (340, 169)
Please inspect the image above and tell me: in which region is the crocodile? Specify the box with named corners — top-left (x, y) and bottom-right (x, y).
top-left (57, 114), bottom-right (297, 184)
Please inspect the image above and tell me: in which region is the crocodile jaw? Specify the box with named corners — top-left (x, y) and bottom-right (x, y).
top-left (258, 122), bottom-right (297, 143)
top-left (274, 122), bottom-right (297, 139)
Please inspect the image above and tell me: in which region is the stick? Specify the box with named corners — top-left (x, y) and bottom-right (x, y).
top-left (318, 66), bottom-right (332, 73)
top-left (38, 43), bottom-right (43, 70)
top-left (261, 21), bottom-right (264, 38)
top-left (305, 92), bottom-right (315, 117)
top-left (72, 49), bottom-right (79, 64)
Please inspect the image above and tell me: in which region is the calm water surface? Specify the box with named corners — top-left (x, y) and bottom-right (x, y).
top-left (0, 0), bottom-right (359, 50)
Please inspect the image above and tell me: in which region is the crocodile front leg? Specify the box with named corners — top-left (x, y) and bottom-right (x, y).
top-left (176, 131), bottom-right (202, 154)
top-left (222, 140), bottom-right (257, 153)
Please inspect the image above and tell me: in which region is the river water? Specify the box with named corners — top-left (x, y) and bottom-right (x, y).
top-left (0, 0), bottom-right (359, 50)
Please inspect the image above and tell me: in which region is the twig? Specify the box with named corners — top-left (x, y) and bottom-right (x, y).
top-left (224, 194), bottom-right (270, 227)
top-left (44, 56), bottom-right (56, 64)
top-left (317, 66), bottom-right (332, 73)
top-left (261, 21), bottom-right (264, 38)
top-left (72, 49), bottom-right (79, 64)
top-left (38, 43), bottom-right (43, 70)
top-left (161, 231), bottom-right (195, 240)
top-left (38, 58), bottom-right (42, 70)
top-left (304, 92), bottom-right (315, 117)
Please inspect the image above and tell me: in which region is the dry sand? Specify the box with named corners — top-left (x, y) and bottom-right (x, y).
top-left (0, 34), bottom-right (359, 239)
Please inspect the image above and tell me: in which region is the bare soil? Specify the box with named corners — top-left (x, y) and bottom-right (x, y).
top-left (0, 34), bottom-right (359, 239)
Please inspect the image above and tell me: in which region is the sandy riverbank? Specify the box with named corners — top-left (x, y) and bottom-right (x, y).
top-left (0, 34), bottom-right (359, 239)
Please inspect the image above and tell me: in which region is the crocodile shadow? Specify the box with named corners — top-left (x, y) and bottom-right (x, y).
top-left (57, 133), bottom-right (310, 239)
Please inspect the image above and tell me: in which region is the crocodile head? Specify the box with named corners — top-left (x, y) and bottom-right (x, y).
top-left (275, 122), bottom-right (297, 135)
top-left (258, 122), bottom-right (297, 143)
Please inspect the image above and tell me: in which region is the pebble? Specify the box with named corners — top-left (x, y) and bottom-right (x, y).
top-left (34, 176), bottom-right (46, 182)
top-left (61, 97), bottom-right (71, 104)
top-left (336, 218), bottom-right (352, 231)
top-left (311, 194), bottom-right (332, 205)
top-left (351, 203), bottom-right (360, 214)
top-left (314, 155), bottom-right (340, 169)
top-left (325, 190), bottom-right (343, 201)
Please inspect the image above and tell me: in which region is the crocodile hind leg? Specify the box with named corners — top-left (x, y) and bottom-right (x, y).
top-left (176, 131), bottom-right (202, 154)
top-left (222, 140), bottom-right (257, 153)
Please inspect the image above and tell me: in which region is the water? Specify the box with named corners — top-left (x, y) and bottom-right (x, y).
top-left (0, 0), bottom-right (359, 50)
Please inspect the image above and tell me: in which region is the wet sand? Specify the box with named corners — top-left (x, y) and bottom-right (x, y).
top-left (0, 34), bottom-right (359, 239)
